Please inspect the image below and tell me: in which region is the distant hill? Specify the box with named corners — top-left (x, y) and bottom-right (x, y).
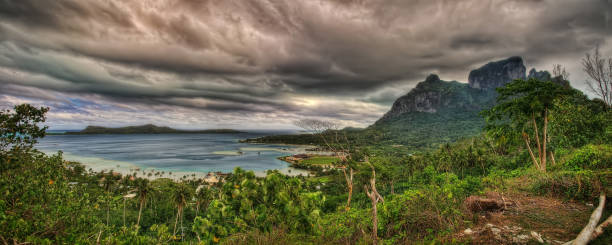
top-left (65, 124), bottom-right (243, 135)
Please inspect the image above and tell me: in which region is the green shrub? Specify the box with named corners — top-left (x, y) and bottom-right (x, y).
top-left (562, 144), bottom-right (612, 170)
top-left (192, 168), bottom-right (324, 243)
top-left (317, 208), bottom-right (372, 244)
top-left (378, 169), bottom-right (482, 242)
top-left (0, 152), bottom-right (101, 243)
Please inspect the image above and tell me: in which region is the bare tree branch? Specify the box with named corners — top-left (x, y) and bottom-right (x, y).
top-left (582, 47), bottom-right (612, 107)
top-left (591, 214), bottom-right (612, 241)
top-left (553, 64), bottom-right (570, 81)
top-left (295, 118), bottom-right (356, 208)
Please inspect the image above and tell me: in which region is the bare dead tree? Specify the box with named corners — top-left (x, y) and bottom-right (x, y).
top-left (591, 215), bottom-right (612, 241)
top-left (582, 47), bottom-right (612, 107)
top-left (564, 193), bottom-right (608, 245)
top-left (343, 167), bottom-right (354, 209)
top-left (296, 119), bottom-right (334, 144)
top-left (552, 64), bottom-right (570, 81)
top-left (294, 119), bottom-right (355, 209)
top-left (364, 159), bottom-right (383, 245)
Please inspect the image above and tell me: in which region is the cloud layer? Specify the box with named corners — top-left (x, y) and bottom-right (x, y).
top-left (0, 0), bottom-right (610, 129)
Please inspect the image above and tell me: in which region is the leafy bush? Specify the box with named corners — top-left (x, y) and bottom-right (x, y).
top-left (192, 168), bottom-right (324, 243)
top-left (317, 208), bottom-right (372, 244)
top-left (0, 152), bottom-right (100, 243)
top-left (549, 96), bottom-right (610, 148)
top-left (562, 144), bottom-right (612, 171)
top-left (378, 168), bottom-right (482, 242)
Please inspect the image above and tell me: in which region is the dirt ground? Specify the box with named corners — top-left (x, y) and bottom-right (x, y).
top-left (456, 190), bottom-right (610, 244)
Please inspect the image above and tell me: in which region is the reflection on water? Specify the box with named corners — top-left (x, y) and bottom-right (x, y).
top-left (36, 133), bottom-right (309, 175)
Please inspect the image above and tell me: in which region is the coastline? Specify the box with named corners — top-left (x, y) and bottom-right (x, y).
top-left (42, 147), bottom-right (312, 181)
top-left (36, 133), bottom-right (329, 180)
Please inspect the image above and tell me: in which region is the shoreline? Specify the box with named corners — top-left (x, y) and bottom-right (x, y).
top-left (37, 135), bottom-right (329, 180)
top-left (44, 147), bottom-right (313, 181)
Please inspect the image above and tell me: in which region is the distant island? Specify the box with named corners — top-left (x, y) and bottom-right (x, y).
top-left (63, 124), bottom-right (243, 135)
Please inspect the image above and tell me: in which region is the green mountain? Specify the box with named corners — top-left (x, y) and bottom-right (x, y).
top-left (246, 57), bottom-right (552, 149)
top-left (367, 74), bottom-right (495, 148)
top-left (367, 57), bottom-right (530, 148)
top-left (65, 124), bottom-right (243, 135)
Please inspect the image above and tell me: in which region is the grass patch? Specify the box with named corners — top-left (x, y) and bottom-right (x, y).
top-left (312, 176), bottom-right (332, 183)
top-left (301, 156), bottom-right (339, 165)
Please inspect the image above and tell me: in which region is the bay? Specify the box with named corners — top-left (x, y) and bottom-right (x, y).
top-left (36, 132), bottom-right (310, 178)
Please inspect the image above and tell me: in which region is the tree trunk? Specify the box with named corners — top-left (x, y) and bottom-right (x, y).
top-left (464, 196), bottom-right (514, 212)
top-left (137, 198), bottom-right (144, 227)
top-left (347, 185), bottom-right (353, 209)
top-left (365, 163), bottom-right (384, 245)
top-left (591, 214), bottom-right (612, 240)
top-left (532, 113), bottom-right (542, 166)
top-left (96, 229), bottom-right (102, 244)
top-left (343, 167), bottom-right (354, 209)
top-left (522, 132), bottom-right (540, 170)
top-left (563, 193), bottom-right (606, 245)
top-left (151, 198), bottom-right (156, 223)
top-left (371, 198), bottom-right (378, 245)
top-left (123, 198), bottom-right (126, 227)
top-left (173, 207), bottom-right (180, 236)
top-left (180, 206), bottom-right (184, 241)
top-left (195, 201), bottom-right (200, 217)
top-left (542, 108), bottom-right (548, 172)
top-left (550, 151), bottom-right (556, 166)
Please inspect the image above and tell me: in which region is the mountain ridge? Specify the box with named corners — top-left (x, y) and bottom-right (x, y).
top-left (245, 56), bottom-right (560, 149)
top-left (377, 57), bottom-right (529, 123)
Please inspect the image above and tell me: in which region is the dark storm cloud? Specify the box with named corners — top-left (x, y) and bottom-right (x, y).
top-left (0, 0), bottom-right (611, 128)
top-left (0, 0), bottom-right (134, 34)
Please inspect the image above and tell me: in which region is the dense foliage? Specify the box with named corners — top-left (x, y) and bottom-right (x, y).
top-left (193, 169), bottom-right (323, 243)
top-left (0, 104), bottom-right (48, 152)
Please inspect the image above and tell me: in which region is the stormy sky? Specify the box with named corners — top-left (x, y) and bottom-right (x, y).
top-left (0, 0), bottom-right (611, 130)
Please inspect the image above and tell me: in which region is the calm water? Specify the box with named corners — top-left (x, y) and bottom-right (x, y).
top-left (36, 132), bottom-right (308, 175)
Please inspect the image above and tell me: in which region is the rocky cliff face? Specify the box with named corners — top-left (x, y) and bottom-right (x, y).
top-left (527, 68), bottom-right (551, 81)
top-left (382, 74), bottom-right (445, 116)
top-left (378, 74), bottom-right (485, 122)
top-left (377, 56), bottom-right (531, 123)
top-left (468, 56), bottom-right (526, 90)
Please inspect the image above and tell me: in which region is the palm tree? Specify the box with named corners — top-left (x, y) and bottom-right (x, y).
top-left (135, 178), bottom-right (153, 229)
top-left (194, 186), bottom-right (211, 217)
top-left (101, 172), bottom-right (117, 226)
top-left (172, 183), bottom-right (193, 238)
